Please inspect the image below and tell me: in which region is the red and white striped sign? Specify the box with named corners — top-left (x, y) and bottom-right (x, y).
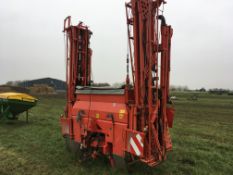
top-left (129, 133), bottom-right (144, 157)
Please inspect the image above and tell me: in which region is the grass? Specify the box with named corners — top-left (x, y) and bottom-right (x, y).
top-left (0, 93), bottom-right (233, 175)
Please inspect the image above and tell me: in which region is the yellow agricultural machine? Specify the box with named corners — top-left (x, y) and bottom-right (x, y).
top-left (0, 92), bottom-right (37, 121)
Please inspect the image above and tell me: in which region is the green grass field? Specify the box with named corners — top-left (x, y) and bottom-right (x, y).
top-left (0, 93), bottom-right (233, 175)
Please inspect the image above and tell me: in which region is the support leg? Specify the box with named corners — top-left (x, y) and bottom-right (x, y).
top-left (26, 110), bottom-right (29, 123)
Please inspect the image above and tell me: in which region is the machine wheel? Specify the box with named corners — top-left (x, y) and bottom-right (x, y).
top-left (64, 135), bottom-right (72, 152)
top-left (111, 155), bottom-right (127, 171)
top-left (64, 135), bottom-right (79, 152)
top-left (64, 135), bottom-right (83, 160)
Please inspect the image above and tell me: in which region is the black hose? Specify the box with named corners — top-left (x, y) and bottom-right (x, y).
top-left (158, 15), bottom-right (167, 26)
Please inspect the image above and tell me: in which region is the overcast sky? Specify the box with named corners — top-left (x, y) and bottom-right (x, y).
top-left (1, 0), bottom-right (233, 89)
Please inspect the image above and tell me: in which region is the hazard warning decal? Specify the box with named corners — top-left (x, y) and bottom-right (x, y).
top-left (126, 131), bottom-right (144, 157)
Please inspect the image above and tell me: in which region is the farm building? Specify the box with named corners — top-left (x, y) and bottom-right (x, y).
top-left (18, 77), bottom-right (66, 91)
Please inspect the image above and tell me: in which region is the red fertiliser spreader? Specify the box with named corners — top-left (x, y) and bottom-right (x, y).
top-left (60, 0), bottom-right (175, 167)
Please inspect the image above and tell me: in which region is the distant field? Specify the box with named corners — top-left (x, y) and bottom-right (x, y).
top-left (0, 93), bottom-right (233, 175)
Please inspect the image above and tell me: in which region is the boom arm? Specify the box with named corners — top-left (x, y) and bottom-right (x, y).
top-left (126, 0), bottom-right (173, 166)
top-left (63, 16), bottom-right (92, 127)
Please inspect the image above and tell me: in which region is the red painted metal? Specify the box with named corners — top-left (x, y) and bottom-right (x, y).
top-left (60, 0), bottom-right (174, 167)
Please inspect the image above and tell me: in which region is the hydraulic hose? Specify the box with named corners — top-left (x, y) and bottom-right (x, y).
top-left (158, 15), bottom-right (167, 26)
